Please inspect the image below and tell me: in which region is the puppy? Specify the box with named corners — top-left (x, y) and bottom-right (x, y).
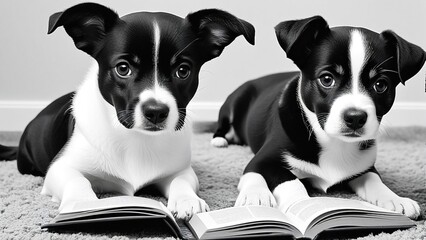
top-left (212, 16), bottom-right (425, 219)
top-left (0, 2), bottom-right (254, 219)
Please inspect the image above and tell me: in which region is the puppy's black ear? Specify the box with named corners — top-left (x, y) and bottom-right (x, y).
top-left (380, 30), bottom-right (426, 84)
top-left (186, 9), bottom-right (255, 62)
top-left (48, 3), bottom-right (119, 56)
top-left (275, 16), bottom-right (329, 67)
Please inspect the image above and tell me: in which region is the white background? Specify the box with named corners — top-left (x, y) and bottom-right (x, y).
top-left (0, 0), bottom-right (425, 131)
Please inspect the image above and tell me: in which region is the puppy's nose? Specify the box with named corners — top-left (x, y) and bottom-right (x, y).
top-left (142, 100), bottom-right (169, 124)
top-left (343, 108), bottom-right (367, 130)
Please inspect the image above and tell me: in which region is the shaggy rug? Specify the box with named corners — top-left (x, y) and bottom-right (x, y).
top-left (0, 127), bottom-right (425, 240)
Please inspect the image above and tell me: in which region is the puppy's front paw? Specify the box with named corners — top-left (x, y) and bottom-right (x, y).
top-left (211, 137), bottom-right (228, 148)
top-left (235, 187), bottom-right (277, 207)
top-left (368, 195), bottom-right (420, 219)
top-left (168, 195), bottom-right (209, 220)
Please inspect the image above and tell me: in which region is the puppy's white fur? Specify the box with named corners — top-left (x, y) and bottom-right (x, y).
top-left (134, 87), bottom-right (179, 133)
top-left (349, 172), bottom-right (420, 219)
top-left (41, 64), bottom-right (208, 219)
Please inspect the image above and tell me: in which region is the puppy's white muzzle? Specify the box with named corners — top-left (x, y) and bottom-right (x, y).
top-left (324, 93), bottom-right (379, 142)
top-left (134, 87), bottom-right (179, 134)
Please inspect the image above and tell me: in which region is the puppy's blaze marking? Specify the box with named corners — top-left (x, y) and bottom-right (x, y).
top-left (132, 20), bottom-right (180, 133)
top-left (349, 30), bottom-right (368, 94)
top-left (153, 21), bottom-right (161, 89)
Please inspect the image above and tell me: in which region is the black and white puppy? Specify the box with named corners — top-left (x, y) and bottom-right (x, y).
top-left (0, 3), bottom-right (254, 219)
top-left (212, 16), bottom-right (425, 219)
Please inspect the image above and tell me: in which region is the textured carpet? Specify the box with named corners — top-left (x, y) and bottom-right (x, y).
top-left (0, 127), bottom-right (425, 240)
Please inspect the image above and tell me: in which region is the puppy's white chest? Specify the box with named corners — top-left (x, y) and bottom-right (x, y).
top-left (285, 140), bottom-right (376, 191)
top-left (105, 133), bottom-right (191, 192)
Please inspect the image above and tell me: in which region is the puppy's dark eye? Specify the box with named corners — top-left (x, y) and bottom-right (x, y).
top-left (318, 74), bottom-right (335, 89)
top-left (175, 64), bottom-right (191, 80)
top-left (115, 62), bottom-right (132, 78)
top-left (373, 79), bottom-right (388, 94)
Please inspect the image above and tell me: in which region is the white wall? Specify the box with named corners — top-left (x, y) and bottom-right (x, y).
top-left (0, 0), bottom-right (425, 131)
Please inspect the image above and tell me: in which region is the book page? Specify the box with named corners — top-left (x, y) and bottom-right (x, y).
top-left (190, 206), bottom-right (295, 231)
top-left (285, 197), bottom-right (392, 233)
top-left (60, 196), bottom-right (169, 215)
top-left (188, 206), bottom-right (302, 239)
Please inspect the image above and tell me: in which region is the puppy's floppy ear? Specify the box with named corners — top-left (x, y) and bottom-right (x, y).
top-left (275, 16), bottom-right (329, 67)
top-left (380, 30), bottom-right (426, 84)
top-left (186, 9), bottom-right (255, 62)
top-left (48, 3), bottom-right (119, 56)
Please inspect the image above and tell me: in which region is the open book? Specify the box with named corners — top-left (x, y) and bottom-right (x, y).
top-left (41, 196), bottom-right (194, 238)
top-left (188, 197), bottom-right (415, 239)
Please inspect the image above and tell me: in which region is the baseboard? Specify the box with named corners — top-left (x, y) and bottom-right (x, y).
top-left (380, 102), bottom-right (426, 128)
top-left (0, 101), bottom-right (48, 132)
top-left (0, 101), bottom-right (425, 131)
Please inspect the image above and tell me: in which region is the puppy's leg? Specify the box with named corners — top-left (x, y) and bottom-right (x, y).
top-left (273, 178), bottom-right (310, 212)
top-left (349, 171), bottom-right (420, 219)
top-left (158, 167), bottom-right (209, 220)
top-left (41, 159), bottom-right (97, 211)
top-left (236, 146), bottom-right (309, 209)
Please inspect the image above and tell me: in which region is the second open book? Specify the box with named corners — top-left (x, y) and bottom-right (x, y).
top-left (188, 197), bottom-right (415, 239)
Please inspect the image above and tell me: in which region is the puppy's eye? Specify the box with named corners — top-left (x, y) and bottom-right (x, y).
top-left (175, 64), bottom-right (191, 80)
top-left (115, 62), bottom-right (132, 78)
top-left (373, 79), bottom-right (388, 94)
top-left (318, 74), bottom-right (335, 89)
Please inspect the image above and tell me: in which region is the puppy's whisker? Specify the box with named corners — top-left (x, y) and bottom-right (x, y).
top-left (178, 108), bottom-right (194, 117)
top-left (116, 110), bottom-right (135, 128)
top-left (177, 109), bottom-right (190, 123)
top-left (117, 111), bottom-right (133, 119)
top-left (179, 111), bottom-right (192, 124)
top-left (316, 113), bottom-right (329, 129)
